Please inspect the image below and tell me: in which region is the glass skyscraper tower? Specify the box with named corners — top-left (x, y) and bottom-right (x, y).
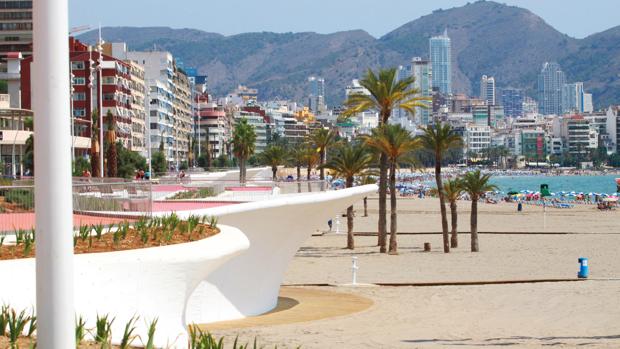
top-left (537, 62), bottom-right (566, 115)
top-left (429, 29), bottom-right (451, 95)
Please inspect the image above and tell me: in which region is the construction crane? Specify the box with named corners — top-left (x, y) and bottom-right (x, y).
top-left (69, 25), bottom-right (91, 35)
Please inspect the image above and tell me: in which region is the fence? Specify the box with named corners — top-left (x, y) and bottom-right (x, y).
top-left (0, 178), bottom-right (329, 233)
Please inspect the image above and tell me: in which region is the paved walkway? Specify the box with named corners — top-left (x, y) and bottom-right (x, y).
top-left (199, 287), bottom-right (373, 331)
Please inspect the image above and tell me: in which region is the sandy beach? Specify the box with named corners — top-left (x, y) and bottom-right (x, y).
top-left (210, 196), bottom-right (620, 348)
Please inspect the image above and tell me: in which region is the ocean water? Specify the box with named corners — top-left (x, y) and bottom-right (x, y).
top-left (490, 175), bottom-right (619, 194)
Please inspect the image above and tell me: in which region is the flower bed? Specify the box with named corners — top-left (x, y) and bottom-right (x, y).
top-left (0, 213), bottom-right (219, 260)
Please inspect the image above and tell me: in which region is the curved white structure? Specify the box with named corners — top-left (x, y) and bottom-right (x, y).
top-left (178, 185), bottom-right (377, 324)
top-left (0, 225), bottom-right (249, 347)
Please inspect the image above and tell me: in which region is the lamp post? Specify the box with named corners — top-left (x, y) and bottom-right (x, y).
top-left (33, 0), bottom-right (76, 347)
top-left (96, 27), bottom-right (104, 177)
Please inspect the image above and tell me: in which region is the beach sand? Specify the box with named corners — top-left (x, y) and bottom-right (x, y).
top-left (210, 196), bottom-right (620, 348)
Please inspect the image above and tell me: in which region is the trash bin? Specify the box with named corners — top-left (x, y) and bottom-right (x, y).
top-left (578, 257), bottom-right (589, 278)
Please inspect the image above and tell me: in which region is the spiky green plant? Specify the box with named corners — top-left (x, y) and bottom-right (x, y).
top-left (207, 216), bottom-right (218, 229)
top-left (94, 224), bottom-right (104, 240)
top-left (23, 235), bottom-right (33, 257)
top-left (0, 305), bottom-right (9, 336)
top-left (144, 317), bottom-right (158, 349)
top-left (75, 315), bottom-right (87, 345)
top-left (79, 225), bottom-right (90, 242)
top-left (94, 313), bottom-right (114, 346)
top-left (120, 315), bottom-right (139, 349)
top-left (26, 311), bottom-right (36, 337)
top-left (7, 308), bottom-right (29, 345)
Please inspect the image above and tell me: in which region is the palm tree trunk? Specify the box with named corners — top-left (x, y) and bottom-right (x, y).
top-left (363, 197), bottom-right (368, 217)
top-left (307, 166), bottom-right (312, 192)
top-left (435, 155), bottom-right (450, 253)
top-left (378, 153), bottom-right (388, 253)
top-left (388, 162), bottom-right (398, 254)
top-left (471, 197), bottom-right (479, 252)
top-left (272, 165), bottom-right (277, 181)
top-left (319, 151), bottom-right (325, 180)
top-left (297, 165), bottom-right (301, 193)
top-left (450, 200), bottom-right (458, 248)
top-left (346, 176), bottom-right (355, 249)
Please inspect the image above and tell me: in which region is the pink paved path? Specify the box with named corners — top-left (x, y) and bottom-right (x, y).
top-left (0, 201), bottom-right (235, 231)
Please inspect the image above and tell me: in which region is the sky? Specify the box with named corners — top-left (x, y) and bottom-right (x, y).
top-left (69, 0), bottom-right (619, 39)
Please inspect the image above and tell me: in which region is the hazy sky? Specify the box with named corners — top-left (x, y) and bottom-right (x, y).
top-left (69, 0), bottom-right (618, 39)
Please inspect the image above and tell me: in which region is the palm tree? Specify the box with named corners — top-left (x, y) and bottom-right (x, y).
top-left (260, 145), bottom-right (287, 180)
top-left (303, 144), bottom-right (319, 192)
top-left (420, 122), bottom-right (463, 253)
top-left (309, 128), bottom-right (336, 182)
top-left (343, 68), bottom-right (428, 252)
top-left (90, 109), bottom-right (101, 177)
top-left (460, 170), bottom-right (498, 252)
top-left (288, 146), bottom-right (307, 193)
top-left (321, 143), bottom-right (374, 249)
top-left (365, 125), bottom-right (420, 254)
top-left (443, 178), bottom-right (464, 248)
top-left (232, 118), bottom-right (256, 184)
top-left (105, 111), bottom-right (118, 178)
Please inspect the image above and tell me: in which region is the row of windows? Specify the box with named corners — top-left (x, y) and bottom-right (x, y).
top-left (0, 22), bottom-right (32, 31)
top-left (0, 1), bottom-right (32, 9)
top-left (0, 11), bottom-right (31, 20)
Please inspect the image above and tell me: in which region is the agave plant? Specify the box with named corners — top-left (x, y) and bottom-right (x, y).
top-left (75, 315), bottom-right (87, 345)
top-left (120, 315), bottom-right (139, 349)
top-left (26, 311), bottom-right (36, 337)
top-left (79, 225), bottom-right (90, 242)
top-left (7, 308), bottom-right (29, 345)
top-left (94, 313), bottom-right (114, 346)
top-left (0, 305), bottom-right (9, 336)
top-left (94, 223), bottom-right (104, 240)
top-left (143, 317), bottom-right (158, 349)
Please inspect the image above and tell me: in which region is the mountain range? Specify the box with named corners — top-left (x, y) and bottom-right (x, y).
top-left (78, 0), bottom-right (620, 109)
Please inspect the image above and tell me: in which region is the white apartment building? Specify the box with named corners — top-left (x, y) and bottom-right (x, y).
top-left (465, 124), bottom-right (491, 156)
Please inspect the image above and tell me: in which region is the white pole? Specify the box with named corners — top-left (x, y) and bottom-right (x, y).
top-left (33, 0), bottom-right (75, 347)
top-left (145, 80), bottom-right (152, 176)
top-left (351, 256), bottom-right (358, 285)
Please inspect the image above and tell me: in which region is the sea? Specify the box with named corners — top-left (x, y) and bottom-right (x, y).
top-left (490, 175), bottom-right (619, 195)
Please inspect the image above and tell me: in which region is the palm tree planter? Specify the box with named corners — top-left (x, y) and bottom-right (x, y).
top-left (0, 221), bottom-right (245, 347)
top-left (321, 143), bottom-right (373, 249)
top-left (365, 125), bottom-right (420, 254)
top-left (461, 170), bottom-right (498, 252)
top-left (343, 68), bottom-right (428, 253)
top-left (420, 123), bottom-right (463, 253)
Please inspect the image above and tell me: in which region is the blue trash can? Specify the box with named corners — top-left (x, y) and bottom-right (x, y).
top-left (578, 257), bottom-right (589, 278)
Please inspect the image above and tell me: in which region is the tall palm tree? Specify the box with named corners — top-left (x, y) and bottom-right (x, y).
top-left (343, 68), bottom-right (428, 252)
top-left (232, 118), bottom-right (256, 184)
top-left (309, 128), bottom-right (336, 182)
top-left (321, 143), bottom-right (373, 249)
top-left (365, 125), bottom-right (420, 254)
top-left (420, 122), bottom-right (463, 253)
top-left (288, 146), bottom-right (306, 193)
top-left (260, 145), bottom-right (287, 180)
top-left (460, 170), bottom-right (498, 252)
top-left (303, 143), bottom-right (319, 192)
top-left (443, 178), bottom-right (464, 248)
top-left (105, 111), bottom-right (118, 178)
top-left (90, 109), bottom-right (101, 177)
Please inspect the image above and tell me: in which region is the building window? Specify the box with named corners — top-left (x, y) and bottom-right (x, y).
top-left (103, 93), bottom-right (115, 101)
top-left (72, 77), bottom-right (85, 85)
top-left (73, 92), bottom-right (86, 101)
top-left (102, 76), bottom-right (115, 84)
top-left (73, 109), bottom-right (86, 117)
top-left (0, 1), bottom-right (32, 9)
top-left (71, 61), bottom-right (85, 70)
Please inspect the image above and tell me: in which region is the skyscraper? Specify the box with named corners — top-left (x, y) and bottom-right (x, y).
top-left (562, 82), bottom-right (584, 114)
top-left (307, 76), bottom-right (325, 113)
top-left (480, 75), bottom-right (496, 105)
top-left (429, 29), bottom-right (451, 95)
top-left (501, 88), bottom-right (524, 117)
top-left (411, 57), bottom-right (432, 125)
top-left (537, 62), bottom-right (566, 115)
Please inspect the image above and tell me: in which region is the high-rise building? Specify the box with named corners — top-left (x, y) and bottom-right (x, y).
top-left (561, 82), bottom-right (584, 114)
top-left (537, 62), bottom-right (566, 115)
top-left (0, 0), bottom-right (32, 61)
top-left (583, 93), bottom-right (593, 113)
top-left (411, 57), bottom-right (432, 125)
top-left (501, 88), bottom-right (523, 117)
top-left (429, 29), bottom-right (451, 95)
top-left (307, 76), bottom-right (326, 113)
top-left (480, 75), bottom-right (496, 105)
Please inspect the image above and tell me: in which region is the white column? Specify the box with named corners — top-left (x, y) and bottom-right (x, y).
top-left (33, 0), bottom-right (75, 348)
